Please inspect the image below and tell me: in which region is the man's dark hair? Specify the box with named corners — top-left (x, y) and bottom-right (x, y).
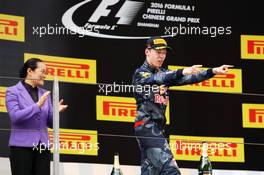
top-left (19, 58), bottom-right (43, 78)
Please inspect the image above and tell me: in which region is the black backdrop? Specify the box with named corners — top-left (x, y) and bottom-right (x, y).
top-left (1, 0), bottom-right (264, 171)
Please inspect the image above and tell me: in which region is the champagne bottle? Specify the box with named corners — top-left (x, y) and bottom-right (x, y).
top-left (198, 142), bottom-right (212, 175)
top-left (111, 153), bottom-right (123, 175)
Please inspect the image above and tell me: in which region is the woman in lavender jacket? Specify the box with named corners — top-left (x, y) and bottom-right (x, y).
top-left (5, 58), bottom-right (67, 175)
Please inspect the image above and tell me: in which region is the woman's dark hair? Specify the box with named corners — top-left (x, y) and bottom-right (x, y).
top-left (19, 58), bottom-right (43, 78)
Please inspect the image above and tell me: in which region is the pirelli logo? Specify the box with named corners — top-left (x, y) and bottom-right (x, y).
top-left (241, 35), bottom-right (264, 60)
top-left (242, 103), bottom-right (264, 128)
top-left (48, 128), bottom-right (98, 156)
top-left (25, 53), bottom-right (96, 84)
top-left (96, 95), bottom-right (170, 124)
top-left (169, 135), bottom-right (244, 162)
top-left (168, 66), bottom-right (242, 93)
top-left (0, 14), bottom-right (25, 42)
top-left (0, 87), bottom-right (7, 113)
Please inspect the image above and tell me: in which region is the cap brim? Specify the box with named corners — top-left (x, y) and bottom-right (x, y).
top-left (153, 46), bottom-right (172, 51)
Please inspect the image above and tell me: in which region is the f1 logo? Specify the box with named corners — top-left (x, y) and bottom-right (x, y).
top-left (89, 0), bottom-right (144, 25)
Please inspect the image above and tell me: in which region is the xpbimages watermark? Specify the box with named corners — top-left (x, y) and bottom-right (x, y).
top-left (169, 140), bottom-right (233, 153)
top-left (32, 24), bottom-right (100, 38)
top-left (32, 141), bottom-right (99, 153)
top-left (98, 82), bottom-right (160, 95)
top-left (164, 24), bottom-right (232, 37)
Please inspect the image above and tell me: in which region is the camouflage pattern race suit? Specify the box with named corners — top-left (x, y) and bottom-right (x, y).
top-left (133, 61), bottom-right (215, 175)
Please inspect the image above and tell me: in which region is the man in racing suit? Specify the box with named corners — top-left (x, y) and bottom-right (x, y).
top-left (132, 36), bottom-right (233, 175)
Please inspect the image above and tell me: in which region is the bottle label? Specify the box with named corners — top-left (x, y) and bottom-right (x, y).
top-left (199, 170), bottom-right (212, 175)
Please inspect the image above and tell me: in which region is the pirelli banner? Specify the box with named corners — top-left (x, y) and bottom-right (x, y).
top-left (24, 53), bottom-right (97, 84)
top-left (1, 0), bottom-right (264, 173)
top-left (0, 87), bottom-right (7, 113)
top-left (96, 95), bottom-right (170, 124)
top-left (242, 103), bottom-right (264, 128)
top-left (241, 35), bottom-right (264, 60)
top-left (0, 14), bottom-right (25, 42)
top-left (48, 128), bottom-right (98, 156)
top-left (168, 66), bottom-right (242, 93)
top-left (169, 135), bottom-right (244, 162)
